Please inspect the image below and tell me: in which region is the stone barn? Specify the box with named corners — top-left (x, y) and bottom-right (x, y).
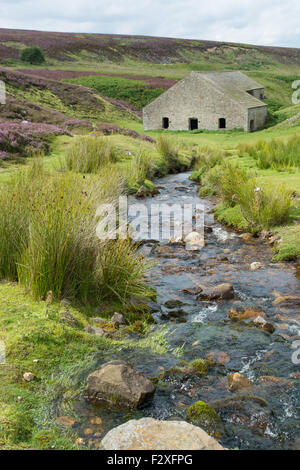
top-left (143, 71), bottom-right (267, 132)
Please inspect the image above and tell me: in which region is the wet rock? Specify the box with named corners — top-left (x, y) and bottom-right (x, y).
top-left (183, 286), bottom-right (203, 295)
top-left (204, 225), bottom-right (213, 234)
top-left (259, 376), bottom-right (294, 388)
top-left (240, 233), bottom-right (253, 242)
top-left (228, 306), bottom-right (266, 321)
top-left (206, 351), bottom-right (231, 365)
top-left (197, 283), bottom-right (235, 301)
top-left (273, 295), bottom-right (300, 307)
top-left (23, 372), bottom-right (35, 382)
top-left (267, 235), bottom-right (281, 245)
top-left (259, 230), bottom-right (270, 241)
top-left (101, 417), bottom-right (224, 450)
top-left (75, 438), bottom-right (85, 446)
top-left (60, 311), bottom-right (79, 327)
top-left (252, 316), bottom-right (275, 334)
top-left (184, 231), bottom-right (205, 250)
top-left (89, 416), bottom-right (102, 426)
top-left (145, 300), bottom-right (161, 313)
top-left (290, 373), bottom-right (300, 380)
top-left (84, 428), bottom-right (93, 436)
top-left (56, 416), bottom-right (78, 427)
top-left (135, 185), bottom-right (151, 198)
top-left (228, 373), bottom-right (253, 392)
top-left (186, 401), bottom-right (225, 437)
top-left (161, 308), bottom-right (188, 322)
top-left (250, 262), bottom-right (263, 271)
top-left (164, 299), bottom-right (185, 309)
top-left (85, 360), bottom-right (156, 408)
top-left (111, 312), bottom-right (127, 326)
top-left (169, 236), bottom-right (184, 245)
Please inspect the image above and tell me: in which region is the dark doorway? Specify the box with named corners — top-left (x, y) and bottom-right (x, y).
top-left (189, 118), bottom-right (198, 130)
top-left (250, 119), bottom-right (255, 132)
top-left (219, 118), bottom-right (226, 129)
top-left (162, 117), bottom-right (169, 129)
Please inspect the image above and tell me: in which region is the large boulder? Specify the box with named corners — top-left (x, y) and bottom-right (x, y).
top-left (197, 283), bottom-right (235, 301)
top-left (101, 418), bottom-right (224, 450)
top-left (85, 360), bottom-right (155, 408)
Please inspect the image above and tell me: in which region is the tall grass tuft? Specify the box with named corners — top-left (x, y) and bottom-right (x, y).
top-left (124, 151), bottom-right (154, 191)
top-left (0, 160), bottom-right (150, 303)
top-left (61, 135), bottom-right (118, 173)
top-left (218, 163), bottom-right (292, 231)
top-left (238, 135), bottom-right (300, 170)
top-left (156, 136), bottom-right (182, 171)
top-left (95, 238), bottom-right (152, 302)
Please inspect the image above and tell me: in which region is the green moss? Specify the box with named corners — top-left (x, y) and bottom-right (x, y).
top-left (143, 179), bottom-right (155, 190)
top-left (186, 401), bottom-right (224, 437)
top-left (190, 359), bottom-right (213, 376)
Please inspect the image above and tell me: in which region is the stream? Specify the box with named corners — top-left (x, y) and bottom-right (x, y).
top-left (73, 172), bottom-right (300, 450)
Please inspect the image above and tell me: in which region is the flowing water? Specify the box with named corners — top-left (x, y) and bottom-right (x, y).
top-left (71, 173), bottom-right (299, 450)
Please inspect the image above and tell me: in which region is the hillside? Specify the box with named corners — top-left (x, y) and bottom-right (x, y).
top-left (1, 28), bottom-right (300, 69)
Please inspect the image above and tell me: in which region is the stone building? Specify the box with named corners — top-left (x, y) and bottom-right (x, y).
top-left (143, 71), bottom-right (267, 132)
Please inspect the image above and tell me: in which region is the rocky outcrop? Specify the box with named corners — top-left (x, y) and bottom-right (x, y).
top-left (197, 283), bottom-right (235, 301)
top-left (85, 360), bottom-right (156, 408)
top-left (100, 418), bottom-right (224, 450)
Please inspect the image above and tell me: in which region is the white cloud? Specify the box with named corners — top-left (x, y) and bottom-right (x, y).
top-left (0, 0), bottom-right (299, 48)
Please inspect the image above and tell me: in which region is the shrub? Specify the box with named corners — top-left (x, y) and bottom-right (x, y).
top-left (20, 46), bottom-right (45, 65)
top-left (61, 136), bottom-right (118, 173)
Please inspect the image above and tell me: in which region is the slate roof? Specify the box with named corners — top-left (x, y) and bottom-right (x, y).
top-left (191, 71), bottom-right (266, 109)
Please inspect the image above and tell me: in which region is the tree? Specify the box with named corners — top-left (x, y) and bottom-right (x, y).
top-left (20, 46), bottom-right (45, 65)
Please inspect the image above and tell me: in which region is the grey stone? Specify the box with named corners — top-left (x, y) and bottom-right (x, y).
top-left (85, 360), bottom-right (156, 408)
top-left (101, 418), bottom-right (224, 450)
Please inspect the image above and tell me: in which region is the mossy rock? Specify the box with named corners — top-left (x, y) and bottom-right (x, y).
top-left (186, 401), bottom-right (224, 437)
top-left (190, 359), bottom-right (214, 376)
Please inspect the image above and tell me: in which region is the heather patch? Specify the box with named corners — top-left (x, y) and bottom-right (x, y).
top-left (0, 122), bottom-right (68, 158)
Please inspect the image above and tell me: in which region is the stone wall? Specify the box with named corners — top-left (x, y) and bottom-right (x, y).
top-left (143, 74), bottom-right (267, 132)
top-left (248, 106), bottom-right (268, 131)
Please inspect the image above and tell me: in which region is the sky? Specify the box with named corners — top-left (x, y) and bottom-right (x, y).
top-left (0, 0), bottom-right (299, 48)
